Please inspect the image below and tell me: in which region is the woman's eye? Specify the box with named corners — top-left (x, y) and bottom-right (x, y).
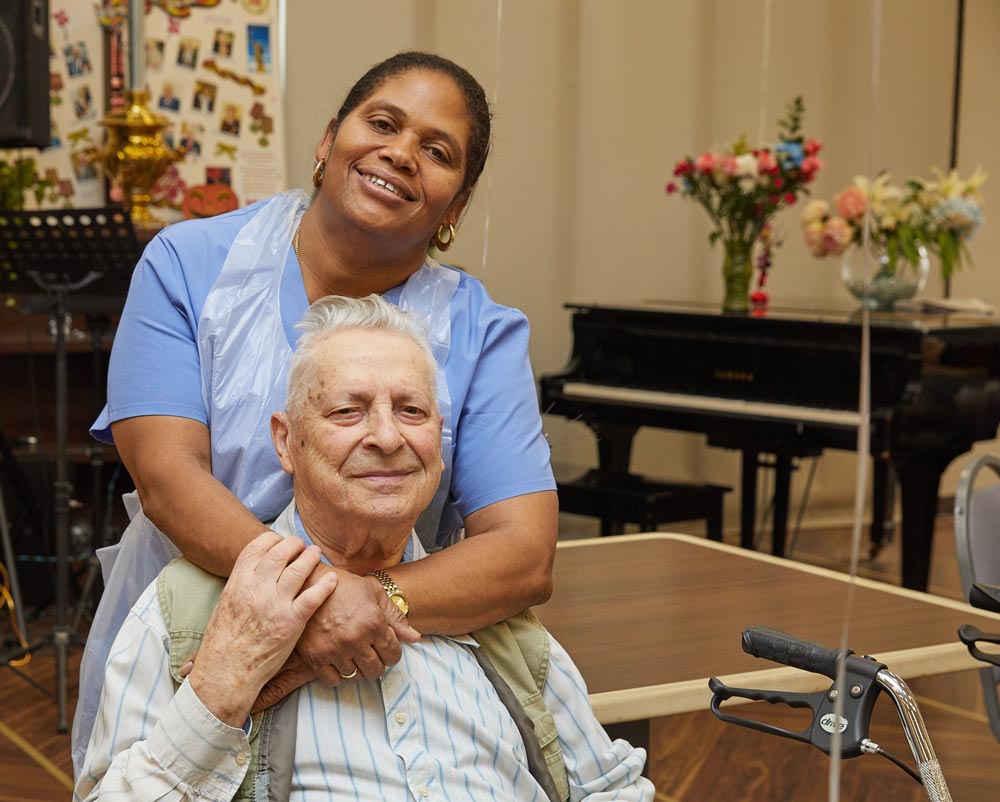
top-left (426, 145), bottom-right (448, 162)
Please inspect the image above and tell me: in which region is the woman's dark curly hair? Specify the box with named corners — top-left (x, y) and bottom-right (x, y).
top-left (333, 51), bottom-right (492, 193)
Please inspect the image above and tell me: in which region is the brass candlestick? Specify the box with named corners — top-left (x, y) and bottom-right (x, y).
top-left (92, 89), bottom-right (185, 226)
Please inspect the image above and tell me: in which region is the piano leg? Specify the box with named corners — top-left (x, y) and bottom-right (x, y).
top-left (870, 456), bottom-right (896, 557)
top-left (892, 451), bottom-right (955, 591)
top-left (740, 450), bottom-right (758, 550)
top-left (589, 420), bottom-right (639, 536)
top-left (771, 453), bottom-right (793, 558)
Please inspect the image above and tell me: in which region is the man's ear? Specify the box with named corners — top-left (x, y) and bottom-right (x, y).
top-left (270, 411), bottom-right (296, 475)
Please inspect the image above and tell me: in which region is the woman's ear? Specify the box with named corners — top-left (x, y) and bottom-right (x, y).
top-left (444, 188), bottom-right (472, 227)
top-left (314, 117), bottom-right (338, 163)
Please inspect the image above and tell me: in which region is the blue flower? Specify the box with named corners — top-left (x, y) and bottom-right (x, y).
top-left (932, 197), bottom-right (983, 237)
top-left (774, 140), bottom-right (804, 169)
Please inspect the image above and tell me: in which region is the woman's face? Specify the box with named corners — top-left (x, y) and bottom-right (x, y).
top-left (315, 69), bottom-right (472, 249)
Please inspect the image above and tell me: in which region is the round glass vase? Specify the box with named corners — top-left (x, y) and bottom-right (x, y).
top-left (721, 238), bottom-right (753, 314)
top-left (840, 240), bottom-right (929, 312)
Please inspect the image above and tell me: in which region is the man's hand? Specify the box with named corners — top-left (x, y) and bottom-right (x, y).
top-left (294, 568), bottom-right (421, 685)
top-left (187, 532), bottom-right (338, 727)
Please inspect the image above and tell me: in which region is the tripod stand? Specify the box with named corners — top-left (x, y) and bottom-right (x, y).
top-left (0, 207), bottom-right (137, 731)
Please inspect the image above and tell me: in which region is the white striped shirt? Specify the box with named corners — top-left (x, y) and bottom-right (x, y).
top-left (74, 564), bottom-right (653, 801)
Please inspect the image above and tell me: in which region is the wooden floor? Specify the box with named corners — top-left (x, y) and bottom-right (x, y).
top-left (1, 512), bottom-right (998, 801)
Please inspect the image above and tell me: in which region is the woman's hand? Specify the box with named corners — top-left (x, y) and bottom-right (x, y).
top-left (187, 533), bottom-right (337, 727)
top-left (293, 568), bottom-right (421, 684)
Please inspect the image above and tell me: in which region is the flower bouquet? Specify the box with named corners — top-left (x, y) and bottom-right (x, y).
top-left (911, 168), bottom-right (987, 281)
top-left (802, 167), bottom-right (986, 310)
top-left (667, 96), bottom-right (823, 312)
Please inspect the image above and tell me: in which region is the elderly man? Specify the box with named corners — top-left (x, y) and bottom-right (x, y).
top-left (75, 296), bottom-right (653, 801)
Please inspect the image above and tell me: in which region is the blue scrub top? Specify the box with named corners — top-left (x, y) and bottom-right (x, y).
top-left (93, 201), bottom-right (555, 525)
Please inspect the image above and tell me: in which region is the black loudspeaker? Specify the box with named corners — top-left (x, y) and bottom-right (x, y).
top-left (0, 0), bottom-right (51, 149)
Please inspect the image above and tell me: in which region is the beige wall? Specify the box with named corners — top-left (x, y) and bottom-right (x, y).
top-left (285, 0), bottom-right (1000, 529)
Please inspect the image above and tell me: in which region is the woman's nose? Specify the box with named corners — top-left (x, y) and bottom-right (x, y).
top-left (379, 132), bottom-right (418, 173)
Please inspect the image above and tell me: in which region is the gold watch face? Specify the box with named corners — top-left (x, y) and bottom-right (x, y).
top-left (389, 592), bottom-right (409, 617)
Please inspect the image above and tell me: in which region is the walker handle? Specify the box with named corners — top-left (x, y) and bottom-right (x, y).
top-left (742, 626), bottom-right (848, 680)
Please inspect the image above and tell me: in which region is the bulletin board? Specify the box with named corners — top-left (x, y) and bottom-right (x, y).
top-left (0, 0), bottom-right (287, 214)
top-left (0, 3), bottom-right (109, 207)
top-left (140, 0), bottom-right (287, 211)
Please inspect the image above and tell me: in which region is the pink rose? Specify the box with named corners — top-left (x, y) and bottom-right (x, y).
top-left (757, 151), bottom-right (778, 174)
top-left (720, 156), bottom-right (738, 176)
top-left (835, 186), bottom-right (867, 221)
top-left (801, 155), bottom-right (823, 178)
top-left (822, 217), bottom-right (852, 256)
top-left (804, 138), bottom-right (823, 156)
top-left (695, 152), bottom-right (718, 173)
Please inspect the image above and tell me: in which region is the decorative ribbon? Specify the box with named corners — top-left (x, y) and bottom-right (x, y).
top-left (202, 59), bottom-right (267, 96)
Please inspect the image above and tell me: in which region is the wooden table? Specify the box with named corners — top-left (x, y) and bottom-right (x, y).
top-left (535, 533), bottom-right (1000, 741)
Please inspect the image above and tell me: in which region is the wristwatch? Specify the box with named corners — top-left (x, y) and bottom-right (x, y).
top-left (369, 569), bottom-right (409, 618)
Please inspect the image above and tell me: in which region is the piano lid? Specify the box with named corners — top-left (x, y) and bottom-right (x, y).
top-left (565, 299), bottom-right (1000, 335)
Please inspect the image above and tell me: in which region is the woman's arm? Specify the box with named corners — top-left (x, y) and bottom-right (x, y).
top-left (380, 490), bottom-right (558, 634)
top-left (112, 416), bottom-right (263, 576)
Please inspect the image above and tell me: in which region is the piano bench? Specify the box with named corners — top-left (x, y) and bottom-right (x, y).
top-left (555, 469), bottom-right (730, 540)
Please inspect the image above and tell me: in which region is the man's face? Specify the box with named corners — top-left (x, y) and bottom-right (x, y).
top-left (273, 329), bottom-right (443, 531)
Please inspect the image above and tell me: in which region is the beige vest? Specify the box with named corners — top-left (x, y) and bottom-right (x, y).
top-left (157, 556), bottom-right (570, 802)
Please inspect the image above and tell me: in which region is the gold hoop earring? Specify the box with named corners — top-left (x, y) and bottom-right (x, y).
top-left (312, 158), bottom-right (326, 188)
top-left (434, 223), bottom-right (456, 252)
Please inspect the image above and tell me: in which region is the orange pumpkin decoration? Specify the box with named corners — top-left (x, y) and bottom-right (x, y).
top-left (181, 184), bottom-right (239, 219)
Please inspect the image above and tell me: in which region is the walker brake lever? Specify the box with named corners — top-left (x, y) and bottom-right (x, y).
top-left (708, 666), bottom-right (884, 757)
top-left (708, 676), bottom-right (821, 746)
top-left (958, 623), bottom-right (1000, 668)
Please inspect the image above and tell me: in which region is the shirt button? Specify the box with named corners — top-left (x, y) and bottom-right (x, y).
top-left (418, 786), bottom-right (430, 797)
top-left (235, 752), bottom-right (248, 766)
top-left (394, 712), bottom-right (407, 725)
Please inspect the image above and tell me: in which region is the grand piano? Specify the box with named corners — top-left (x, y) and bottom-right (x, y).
top-left (540, 301), bottom-right (1000, 591)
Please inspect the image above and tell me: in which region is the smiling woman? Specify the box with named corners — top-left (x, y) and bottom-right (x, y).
top-left (72, 52), bottom-right (558, 774)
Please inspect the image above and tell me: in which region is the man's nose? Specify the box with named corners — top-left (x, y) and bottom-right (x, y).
top-left (379, 132), bottom-right (418, 173)
top-left (363, 409), bottom-right (405, 452)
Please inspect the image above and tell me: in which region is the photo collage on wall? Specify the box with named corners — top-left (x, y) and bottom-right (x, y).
top-left (0, 3), bottom-right (108, 207)
top-left (140, 0), bottom-right (286, 216)
top-left (0, 0), bottom-right (286, 217)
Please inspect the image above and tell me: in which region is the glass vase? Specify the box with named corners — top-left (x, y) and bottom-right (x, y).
top-left (721, 238), bottom-right (753, 314)
top-left (841, 240), bottom-right (929, 312)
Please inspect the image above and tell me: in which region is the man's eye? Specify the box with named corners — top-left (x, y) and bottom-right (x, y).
top-left (371, 118), bottom-right (394, 133)
top-left (399, 406), bottom-right (427, 418)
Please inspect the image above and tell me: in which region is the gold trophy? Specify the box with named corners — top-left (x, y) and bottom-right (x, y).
top-left (93, 89), bottom-right (184, 226)
top-left (92, 1), bottom-right (184, 226)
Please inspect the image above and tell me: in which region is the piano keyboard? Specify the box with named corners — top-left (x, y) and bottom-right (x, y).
top-left (560, 382), bottom-right (864, 429)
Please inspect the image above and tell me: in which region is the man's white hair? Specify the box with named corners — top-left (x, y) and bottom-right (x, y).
top-left (286, 294), bottom-right (437, 416)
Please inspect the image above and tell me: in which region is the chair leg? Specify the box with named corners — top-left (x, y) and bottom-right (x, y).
top-left (706, 500), bottom-right (723, 542)
top-left (980, 666), bottom-right (1000, 743)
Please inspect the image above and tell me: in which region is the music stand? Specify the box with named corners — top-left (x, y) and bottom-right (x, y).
top-left (0, 207), bottom-right (138, 731)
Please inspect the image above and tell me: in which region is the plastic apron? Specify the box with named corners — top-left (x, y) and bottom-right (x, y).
top-left (72, 189), bottom-right (460, 774)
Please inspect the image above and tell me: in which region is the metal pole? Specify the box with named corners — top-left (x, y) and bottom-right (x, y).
top-left (52, 298), bottom-right (71, 732)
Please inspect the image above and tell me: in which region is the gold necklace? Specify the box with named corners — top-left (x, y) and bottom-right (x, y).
top-left (292, 224), bottom-right (301, 259)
